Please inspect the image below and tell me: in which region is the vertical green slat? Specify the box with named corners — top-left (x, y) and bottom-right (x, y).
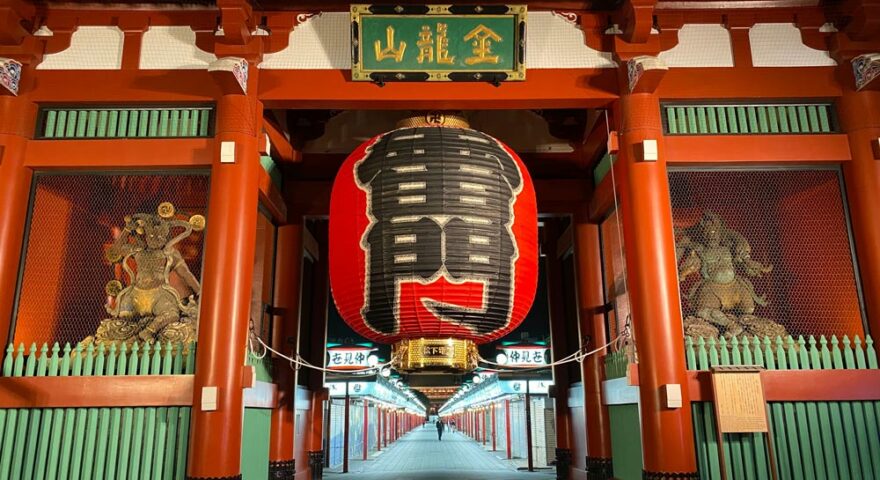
top-left (777, 107), bottom-right (790, 133)
top-left (842, 337), bottom-right (872, 480)
top-left (717, 108), bottom-right (729, 134)
top-left (81, 344), bottom-right (101, 480)
top-left (94, 344), bottom-right (116, 480)
top-left (55, 110), bottom-right (68, 138)
top-left (746, 107), bottom-right (759, 133)
top-left (779, 338), bottom-right (805, 479)
top-left (164, 345), bottom-right (186, 480)
top-left (148, 110), bottom-right (160, 137)
top-left (766, 107), bottom-right (779, 133)
top-left (736, 106), bottom-right (749, 133)
top-left (726, 107), bottom-right (739, 133)
top-left (796, 106), bottom-right (810, 133)
top-left (45, 344), bottom-right (66, 479)
top-left (757, 107), bottom-right (769, 133)
top-left (137, 111), bottom-right (149, 137)
top-left (801, 337), bottom-right (827, 479)
top-left (198, 109), bottom-right (210, 136)
top-left (69, 344), bottom-right (91, 479)
top-left (128, 343), bottom-right (150, 479)
top-left (159, 110), bottom-right (170, 137)
top-left (788, 337), bottom-right (815, 479)
top-left (175, 346), bottom-right (196, 480)
top-left (169, 111), bottom-right (181, 137)
top-left (58, 344), bottom-right (77, 479)
top-left (806, 106), bottom-right (821, 133)
top-left (696, 107), bottom-right (708, 133)
top-left (152, 343), bottom-right (173, 480)
top-left (855, 337), bottom-right (880, 477)
top-left (64, 111), bottom-right (78, 137)
top-left (686, 107), bottom-right (698, 134)
top-left (788, 106), bottom-right (801, 133)
top-left (75, 111), bottom-right (88, 137)
top-left (118, 110), bottom-right (131, 137)
top-left (823, 337), bottom-right (851, 479)
top-left (105, 344), bottom-right (127, 480)
top-left (832, 337), bottom-right (862, 477)
top-left (34, 344), bottom-right (60, 480)
top-left (675, 107), bottom-right (687, 133)
top-left (180, 110), bottom-right (191, 137)
top-left (86, 110), bottom-right (99, 138)
top-left (818, 106), bottom-right (832, 132)
top-left (139, 344), bottom-right (160, 479)
top-left (128, 110), bottom-right (141, 138)
top-left (108, 111), bottom-right (119, 138)
top-left (765, 338), bottom-right (790, 480)
top-left (21, 344), bottom-right (48, 480)
top-left (0, 345), bottom-right (23, 480)
top-left (9, 344), bottom-right (36, 480)
top-left (44, 111), bottom-right (58, 138)
top-left (190, 110), bottom-right (200, 138)
top-left (667, 107), bottom-right (678, 134)
top-left (706, 108), bottom-right (718, 133)
top-left (809, 337), bottom-right (838, 480)
top-left (748, 337), bottom-right (769, 479)
top-left (97, 110), bottom-right (109, 138)
top-left (118, 343), bottom-right (140, 480)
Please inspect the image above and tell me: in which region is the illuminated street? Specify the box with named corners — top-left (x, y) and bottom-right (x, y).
top-left (327, 427), bottom-right (554, 480)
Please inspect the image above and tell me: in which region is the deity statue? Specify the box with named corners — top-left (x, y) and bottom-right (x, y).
top-left (676, 211), bottom-right (787, 339)
top-left (83, 202), bottom-right (205, 347)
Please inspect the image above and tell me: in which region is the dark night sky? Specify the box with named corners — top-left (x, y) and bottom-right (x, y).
top-left (326, 260), bottom-right (551, 362)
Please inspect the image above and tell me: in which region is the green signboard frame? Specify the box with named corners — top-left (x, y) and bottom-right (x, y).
top-left (351, 4), bottom-right (527, 83)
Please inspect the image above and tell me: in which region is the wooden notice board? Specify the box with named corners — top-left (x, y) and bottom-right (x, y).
top-left (711, 367), bottom-right (769, 433)
top-left (710, 366), bottom-right (778, 480)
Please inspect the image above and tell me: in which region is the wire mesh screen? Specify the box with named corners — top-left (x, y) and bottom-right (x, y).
top-left (600, 209), bottom-right (631, 351)
top-left (669, 168), bottom-right (864, 339)
top-left (13, 172), bottom-right (210, 346)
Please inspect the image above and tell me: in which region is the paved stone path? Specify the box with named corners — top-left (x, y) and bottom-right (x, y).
top-left (326, 428), bottom-right (555, 480)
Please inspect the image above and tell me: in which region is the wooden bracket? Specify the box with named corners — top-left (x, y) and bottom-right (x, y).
top-left (627, 55), bottom-right (668, 93)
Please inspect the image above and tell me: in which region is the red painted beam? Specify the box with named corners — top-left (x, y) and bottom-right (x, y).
top-left (659, 67), bottom-right (841, 100)
top-left (687, 370), bottom-right (880, 402)
top-left (258, 69), bottom-right (619, 110)
top-left (24, 138), bottom-right (214, 168)
top-left (665, 134), bottom-right (852, 164)
top-left (0, 375), bottom-right (194, 408)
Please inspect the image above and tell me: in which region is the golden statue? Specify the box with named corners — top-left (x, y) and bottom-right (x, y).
top-left (676, 211), bottom-right (787, 339)
top-left (84, 202), bottom-right (205, 347)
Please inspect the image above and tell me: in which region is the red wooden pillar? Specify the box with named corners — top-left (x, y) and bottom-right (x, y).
top-left (308, 389), bottom-right (328, 479)
top-left (382, 410), bottom-right (387, 448)
top-left (268, 222), bottom-right (304, 479)
top-left (505, 400), bottom-right (512, 459)
top-left (0, 94), bottom-right (36, 353)
top-left (545, 219), bottom-right (574, 477)
top-left (482, 409), bottom-right (488, 445)
top-left (838, 84), bottom-right (880, 337)
top-left (342, 386), bottom-right (350, 473)
top-left (377, 407), bottom-right (382, 451)
top-left (187, 90), bottom-right (264, 479)
top-left (573, 215), bottom-right (614, 477)
top-left (616, 91), bottom-right (697, 477)
top-left (491, 403), bottom-right (497, 451)
top-left (363, 400), bottom-right (369, 460)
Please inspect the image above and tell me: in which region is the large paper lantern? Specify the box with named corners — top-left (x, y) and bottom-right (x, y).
top-left (329, 115), bottom-right (538, 372)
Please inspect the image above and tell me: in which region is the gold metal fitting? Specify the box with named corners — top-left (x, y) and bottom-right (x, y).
top-left (396, 111), bottom-right (470, 129)
top-left (392, 338), bottom-right (478, 372)
top-left (157, 202), bottom-right (176, 219)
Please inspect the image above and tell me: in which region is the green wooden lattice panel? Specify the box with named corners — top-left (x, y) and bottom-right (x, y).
top-left (663, 104), bottom-right (837, 135)
top-left (38, 107), bottom-right (214, 139)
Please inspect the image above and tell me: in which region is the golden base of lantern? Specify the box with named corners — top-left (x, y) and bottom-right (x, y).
top-left (392, 338), bottom-right (478, 373)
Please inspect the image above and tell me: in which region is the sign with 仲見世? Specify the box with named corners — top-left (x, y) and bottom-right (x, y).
top-left (350, 4), bottom-right (526, 82)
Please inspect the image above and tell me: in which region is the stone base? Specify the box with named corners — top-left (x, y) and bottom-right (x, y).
top-left (269, 459), bottom-right (295, 480)
top-left (585, 456), bottom-right (613, 480)
top-left (555, 448), bottom-right (572, 480)
top-left (308, 450), bottom-right (324, 480)
top-left (642, 471), bottom-right (699, 480)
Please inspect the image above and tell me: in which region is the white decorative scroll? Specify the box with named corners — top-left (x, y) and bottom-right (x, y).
top-left (37, 26), bottom-right (124, 70)
top-left (659, 24), bottom-right (734, 67)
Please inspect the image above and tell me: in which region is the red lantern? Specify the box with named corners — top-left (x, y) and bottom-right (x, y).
top-left (329, 123), bottom-right (537, 371)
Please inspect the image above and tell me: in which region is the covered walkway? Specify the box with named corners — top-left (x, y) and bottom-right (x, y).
top-left (326, 427), bottom-right (555, 480)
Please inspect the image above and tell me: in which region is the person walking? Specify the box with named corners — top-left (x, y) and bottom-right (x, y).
top-left (435, 419), bottom-right (445, 441)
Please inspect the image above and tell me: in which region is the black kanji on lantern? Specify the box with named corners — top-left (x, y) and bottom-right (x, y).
top-left (355, 127), bottom-right (524, 335)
